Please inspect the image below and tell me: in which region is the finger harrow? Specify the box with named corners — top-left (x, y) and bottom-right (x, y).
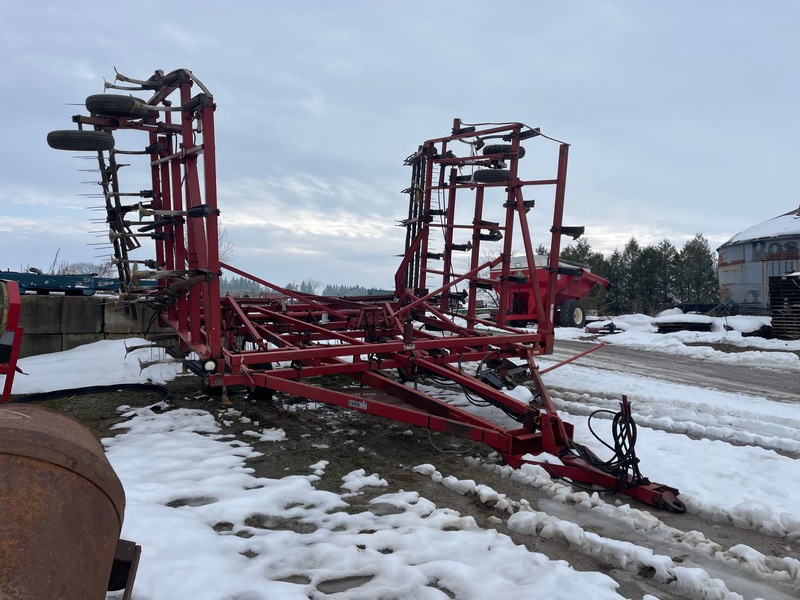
top-left (46, 68), bottom-right (684, 512)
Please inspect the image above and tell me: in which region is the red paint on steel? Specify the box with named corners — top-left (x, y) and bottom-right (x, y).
top-left (46, 69), bottom-right (684, 512)
top-left (0, 280), bottom-right (22, 403)
top-left (538, 342), bottom-right (606, 375)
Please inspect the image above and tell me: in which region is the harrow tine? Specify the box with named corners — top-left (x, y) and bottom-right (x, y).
top-left (125, 342), bottom-right (157, 356)
top-left (137, 357), bottom-right (183, 373)
top-left (136, 203), bottom-right (215, 218)
top-left (111, 257), bottom-right (158, 267)
top-left (108, 67), bottom-right (157, 89)
top-left (108, 231), bottom-right (169, 242)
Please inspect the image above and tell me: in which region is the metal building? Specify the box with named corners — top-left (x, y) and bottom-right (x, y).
top-left (717, 207), bottom-right (800, 315)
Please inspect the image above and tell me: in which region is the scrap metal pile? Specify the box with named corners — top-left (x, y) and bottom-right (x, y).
top-left (46, 68), bottom-right (684, 512)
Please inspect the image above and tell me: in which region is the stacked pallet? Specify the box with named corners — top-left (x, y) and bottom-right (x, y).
top-left (769, 274), bottom-right (800, 340)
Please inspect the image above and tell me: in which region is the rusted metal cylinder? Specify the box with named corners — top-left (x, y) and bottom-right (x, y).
top-left (0, 404), bottom-right (126, 600)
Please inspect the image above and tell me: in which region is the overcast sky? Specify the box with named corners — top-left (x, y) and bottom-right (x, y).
top-left (1, 1), bottom-right (798, 289)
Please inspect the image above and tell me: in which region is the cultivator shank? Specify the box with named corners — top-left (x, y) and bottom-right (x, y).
top-left (47, 68), bottom-right (683, 512)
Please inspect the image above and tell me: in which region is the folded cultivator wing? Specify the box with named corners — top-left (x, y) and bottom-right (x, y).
top-left (47, 68), bottom-right (684, 512)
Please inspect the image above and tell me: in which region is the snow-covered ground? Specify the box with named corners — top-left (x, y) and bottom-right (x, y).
top-left (2, 312), bottom-right (800, 600)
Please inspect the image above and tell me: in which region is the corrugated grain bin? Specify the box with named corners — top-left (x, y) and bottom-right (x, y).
top-left (718, 207), bottom-right (800, 315)
top-left (0, 404), bottom-right (126, 600)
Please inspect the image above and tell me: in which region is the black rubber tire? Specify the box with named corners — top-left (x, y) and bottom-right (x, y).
top-left (559, 299), bottom-right (586, 328)
top-left (482, 144), bottom-right (526, 158)
top-left (47, 129), bottom-right (115, 151)
top-left (86, 94), bottom-right (149, 117)
top-left (473, 169), bottom-right (510, 183)
top-left (248, 386), bottom-right (274, 401)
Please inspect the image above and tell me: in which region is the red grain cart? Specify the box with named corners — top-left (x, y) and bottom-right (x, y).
top-left (490, 255), bottom-right (609, 327)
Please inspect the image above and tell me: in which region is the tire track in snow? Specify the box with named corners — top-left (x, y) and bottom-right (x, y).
top-left (549, 340), bottom-right (799, 405)
top-left (549, 388), bottom-right (800, 458)
top-left (415, 460), bottom-right (800, 600)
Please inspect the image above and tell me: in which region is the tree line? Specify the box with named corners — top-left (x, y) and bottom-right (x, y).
top-left (557, 233), bottom-right (719, 316)
top-left (40, 232), bottom-right (719, 317)
top-left (218, 277), bottom-right (392, 298)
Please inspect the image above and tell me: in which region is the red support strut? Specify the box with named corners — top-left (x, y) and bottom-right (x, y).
top-left (46, 70), bottom-right (684, 513)
top-left (0, 280), bottom-right (23, 403)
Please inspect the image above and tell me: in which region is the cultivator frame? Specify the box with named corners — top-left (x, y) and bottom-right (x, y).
top-left (46, 68), bottom-right (684, 512)
top-left (0, 280), bottom-right (23, 402)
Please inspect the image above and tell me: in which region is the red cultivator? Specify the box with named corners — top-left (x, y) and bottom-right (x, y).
top-left (47, 68), bottom-right (684, 512)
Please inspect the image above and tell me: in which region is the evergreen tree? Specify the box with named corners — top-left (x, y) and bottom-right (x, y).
top-left (655, 238), bottom-right (679, 309)
top-left (560, 238), bottom-right (608, 313)
top-left (299, 279), bottom-right (322, 294)
top-left (630, 245), bottom-right (664, 314)
top-left (614, 237), bottom-right (642, 313)
top-left (271, 232), bottom-right (720, 317)
top-left (322, 284), bottom-right (340, 296)
top-left (219, 275), bottom-right (266, 297)
top-left (604, 249), bottom-right (628, 314)
top-left (676, 234), bottom-right (719, 304)
top-left (560, 238), bottom-right (592, 264)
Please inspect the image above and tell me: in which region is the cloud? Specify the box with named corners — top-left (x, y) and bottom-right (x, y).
top-left (216, 174), bottom-right (404, 285)
top-left (2, 1), bottom-right (799, 287)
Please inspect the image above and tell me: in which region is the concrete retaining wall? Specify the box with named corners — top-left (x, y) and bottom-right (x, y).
top-left (19, 296), bottom-right (173, 358)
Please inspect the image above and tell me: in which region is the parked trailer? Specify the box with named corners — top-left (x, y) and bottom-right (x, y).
top-left (0, 270), bottom-right (99, 295)
top-left (0, 270), bottom-right (136, 295)
top-left (489, 255), bottom-right (609, 327)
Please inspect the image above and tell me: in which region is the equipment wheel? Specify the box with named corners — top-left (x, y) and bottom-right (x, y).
top-left (482, 144), bottom-right (526, 158)
top-left (86, 94), bottom-right (150, 117)
top-left (559, 299), bottom-right (586, 328)
top-left (46, 130), bottom-right (115, 151)
top-left (473, 169), bottom-right (510, 183)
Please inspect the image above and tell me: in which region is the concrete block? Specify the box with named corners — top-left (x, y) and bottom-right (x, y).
top-left (19, 296), bottom-right (62, 334)
top-left (20, 334), bottom-right (62, 358)
top-left (60, 297), bottom-right (104, 334)
top-left (103, 299), bottom-right (141, 334)
top-left (14, 296), bottom-right (177, 357)
top-left (104, 300), bottom-right (173, 336)
top-left (62, 333), bottom-right (104, 352)
top-left (104, 333), bottom-right (138, 341)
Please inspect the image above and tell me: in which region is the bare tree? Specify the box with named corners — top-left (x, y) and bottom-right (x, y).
top-left (47, 249), bottom-right (62, 274)
top-left (219, 224), bottom-right (234, 263)
top-left (61, 261), bottom-right (115, 277)
top-left (33, 249), bottom-right (113, 276)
